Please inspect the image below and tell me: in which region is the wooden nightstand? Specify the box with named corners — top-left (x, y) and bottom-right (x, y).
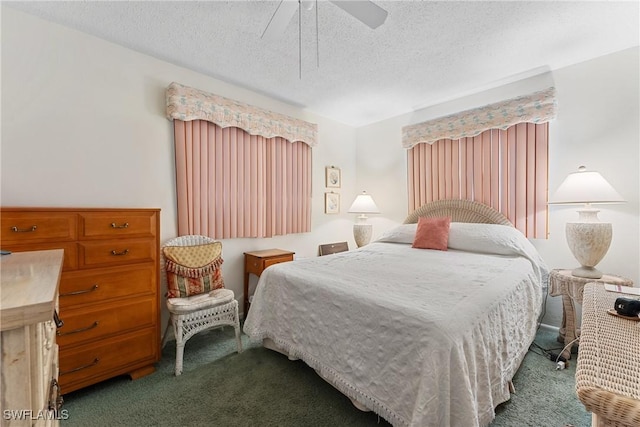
top-left (549, 269), bottom-right (633, 359)
top-left (243, 249), bottom-right (295, 315)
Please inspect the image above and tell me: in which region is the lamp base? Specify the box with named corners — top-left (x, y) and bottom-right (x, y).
top-left (566, 220), bottom-right (611, 281)
top-left (353, 223), bottom-right (372, 248)
top-left (571, 266), bottom-right (604, 279)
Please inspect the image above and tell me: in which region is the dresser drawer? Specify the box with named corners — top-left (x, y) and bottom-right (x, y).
top-left (0, 211), bottom-right (77, 244)
top-left (79, 239), bottom-right (156, 269)
top-left (60, 264), bottom-right (156, 308)
top-left (59, 327), bottom-right (157, 393)
top-left (57, 297), bottom-right (156, 347)
top-left (1, 242), bottom-right (78, 271)
top-left (79, 211), bottom-right (158, 240)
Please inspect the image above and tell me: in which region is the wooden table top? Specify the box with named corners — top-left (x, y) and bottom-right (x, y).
top-left (0, 249), bottom-right (63, 331)
top-left (244, 249), bottom-right (295, 258)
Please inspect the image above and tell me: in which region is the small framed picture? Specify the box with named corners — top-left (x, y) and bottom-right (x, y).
top-left (325, 166), bottom-right (341, 188)
top-left (325, 192), bottom-right (340, 214)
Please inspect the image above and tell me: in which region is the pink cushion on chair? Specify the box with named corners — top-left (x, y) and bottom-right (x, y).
top-left (412, 216), bottom-right (451, 251)
top-left (163, 243), bottom-right (225, 298)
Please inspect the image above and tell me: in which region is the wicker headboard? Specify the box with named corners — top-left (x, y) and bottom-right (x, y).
top-left (403, 199), bottom-right (512, 226)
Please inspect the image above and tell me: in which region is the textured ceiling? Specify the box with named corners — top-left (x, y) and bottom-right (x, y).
top-left (5, 1), bottom-right (639, 126)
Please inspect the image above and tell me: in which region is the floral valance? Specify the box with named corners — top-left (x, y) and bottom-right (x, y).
top-left (166, 82), bottom-right (318, 147)
top-left (402, 87), bottom-right (557, 148)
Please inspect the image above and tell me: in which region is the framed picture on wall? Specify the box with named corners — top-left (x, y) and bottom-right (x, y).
top-left (325, 166), bottom-right (341, 188)
top-left (325, 192), bottom-right (340, 214)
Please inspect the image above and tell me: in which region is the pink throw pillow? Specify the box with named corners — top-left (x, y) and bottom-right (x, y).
top-left (412, 216), bottom-right (451, 251)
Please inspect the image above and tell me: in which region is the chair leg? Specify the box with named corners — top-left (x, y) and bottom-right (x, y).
top-left (173, 316), bottom-right (185, 376)
top-left (175, 342), bottom-right (185, 376)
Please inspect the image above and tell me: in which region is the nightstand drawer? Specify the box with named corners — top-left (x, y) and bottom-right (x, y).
top-left (245, 256), bottom-right (264, 276)
top-left (264, 255), bottom-right (294, 269)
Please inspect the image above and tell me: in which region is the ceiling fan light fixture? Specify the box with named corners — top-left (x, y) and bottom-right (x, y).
top-left (263, 0), bottom-right (388, 41)
top-left (262, 0), bottom-right (387, 78)
top-left (331, 0), bottom-right (388, 29)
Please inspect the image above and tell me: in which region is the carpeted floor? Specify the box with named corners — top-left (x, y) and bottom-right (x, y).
top-left (61, 327), bottom-right (590, 426)
top-left (491, 328), bottom-right (589, 427)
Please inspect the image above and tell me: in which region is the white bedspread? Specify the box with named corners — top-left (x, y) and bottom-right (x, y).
top-left (244, 232), bottom-right (546, 427)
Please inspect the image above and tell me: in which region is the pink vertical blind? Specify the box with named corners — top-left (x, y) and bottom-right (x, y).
top-left (174, 120), bottom-right (312, 239)
top-left (407, 123), bottom-right (548, 238)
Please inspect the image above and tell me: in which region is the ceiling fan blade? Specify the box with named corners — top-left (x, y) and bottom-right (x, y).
top-left (262, 0), bottom-right (300, 41)
top-left (330, 1), bottom-right (388, 29)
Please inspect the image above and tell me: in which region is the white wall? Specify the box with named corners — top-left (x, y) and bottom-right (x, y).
top-left (356, 47), bottom-right (640, 327)
top-left (0, 7), bottom-right (360, 328)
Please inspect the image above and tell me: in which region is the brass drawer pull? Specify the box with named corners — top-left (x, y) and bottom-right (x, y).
top-left (53, 310), bottom-right (64, 328)
top-left (10, 225), bottom-right (37, 232)
top-left (48, 379), bottom-right (64, 411)
top-left (60, 358), bottom-right (99, 375)
top-left (60, 284), bottom-right (99, 297)
top-left (110, 222), bottom-right (129, 229)
top-left (111, 249), bottom-right (129, 256)
top-left (57, 321), bottom-right (99, 336)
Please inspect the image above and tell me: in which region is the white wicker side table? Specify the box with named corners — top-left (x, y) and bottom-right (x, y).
top-left (576, 283), bottom-right (640, 427)
top-left (549, 269), bottom-right (633, 359)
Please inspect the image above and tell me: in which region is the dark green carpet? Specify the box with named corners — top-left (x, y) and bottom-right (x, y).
top-left (61, 327), bottom-right (590, 426)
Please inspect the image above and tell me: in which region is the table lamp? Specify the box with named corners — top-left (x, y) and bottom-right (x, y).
top-left (348, 191), bottom-right (380, 247)
top-left (549, 166), bottom-right (625, 279)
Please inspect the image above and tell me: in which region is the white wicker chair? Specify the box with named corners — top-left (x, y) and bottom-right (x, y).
top-left (161, 235), bottom-right (242, 376)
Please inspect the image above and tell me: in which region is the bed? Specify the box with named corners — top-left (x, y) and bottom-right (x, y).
top-left (243, 200), bottom-right (549, 427)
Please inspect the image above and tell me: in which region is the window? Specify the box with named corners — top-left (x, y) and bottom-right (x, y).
top-left (407, 123), bottom-right (548, 238)
top-left (167, 82), bottom-right (317, 239)
top-left (402, 88), bottom-right (556, 239)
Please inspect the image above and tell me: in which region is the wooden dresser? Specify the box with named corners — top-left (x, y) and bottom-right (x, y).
top-left (0, 207), bottom-right (161, 394)
top-left (1, 249), bottom-right (64, 426)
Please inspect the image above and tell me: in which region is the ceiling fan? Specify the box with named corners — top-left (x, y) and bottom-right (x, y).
top-left (261, 0), bottom-right (388, 41)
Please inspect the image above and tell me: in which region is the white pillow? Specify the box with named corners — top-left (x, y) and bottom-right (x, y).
top-left (375, 223), bottom-right (417, 244)
top-left (448, 222), bottom-right (549, 283)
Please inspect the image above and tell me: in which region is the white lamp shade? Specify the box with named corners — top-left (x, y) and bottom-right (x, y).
top-left (549, 166), bottom-right (625, 204)
top-left (348, 192), bottom-right (380, 214)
